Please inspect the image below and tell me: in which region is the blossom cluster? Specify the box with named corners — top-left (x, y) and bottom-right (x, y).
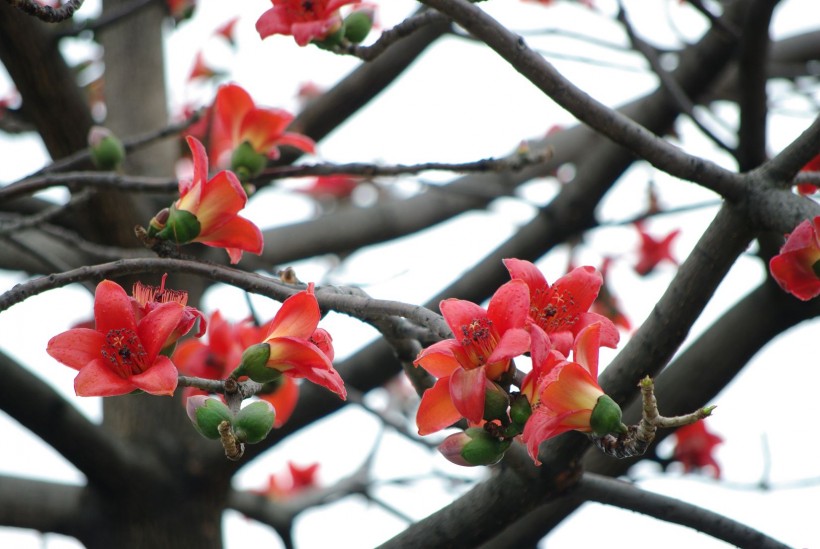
top-left (414, 259), bottom-right (627, 466)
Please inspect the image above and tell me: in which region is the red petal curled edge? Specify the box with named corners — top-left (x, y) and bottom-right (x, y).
top-left (267, 336), bottom-right (346, 399)
top-left (137, 301), bottom-right (184, 362)
top-left (191, 171), bottom-right (247, 231)
top-left (503, 258), bottom-right (548, 295)
top-left (414, 339), bottom-right (461, 378)
top-left (416, 376), bottom-right (461, 436)
top-left (449, 365), bottom-right (487, 424)
top-left (47, 328), bottom-right (105, 371)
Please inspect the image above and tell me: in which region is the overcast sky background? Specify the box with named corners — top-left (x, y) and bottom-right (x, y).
top-left (2, 0), bottom-right (820, 547)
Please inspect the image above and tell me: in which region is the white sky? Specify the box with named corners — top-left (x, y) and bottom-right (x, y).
top-left (2, 0), bottom-right (820, 547)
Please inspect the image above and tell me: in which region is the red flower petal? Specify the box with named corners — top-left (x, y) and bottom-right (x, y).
top-left (521, 408), bottom-right (580, 465)
top-left (503, 258), bottom-right (547, 295)
top-left (74, 358), bottom-right (137, 397)
top-left (265, 287), bottom-right (321, 341)
top-left (196, 216), bottom-right (264, 264)
top-left (487, 279), bottom-right (530, 334)
top-left (439, 298), bottom-right (487, 339)
top-left (47, 328), bottom-right (104, 370)
top-left (573, 321), bottom-right (601, 378)
top-left (191, 171), bottom-right (247, 230)
top-left (137, 301), bottom-right (185, 361)
top-left (449, 365), bottom-right (487, 424)
top-left (416, 376), bottom-right (461, 436)
top-left (414, 339), bottom-right (462, 378)
top-left (130, 355), bottom-right (179, 396)
top-left (267, 337), bottom-right (345, 398)
top-left (94, 280), bottom-right (137, 335)
top-left (486, 327), bottom-right (530, 365)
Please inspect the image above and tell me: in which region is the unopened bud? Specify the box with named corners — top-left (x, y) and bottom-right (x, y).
top-left (233, 400), bottom-right (276, 444)
top-left (589, 394), bottom-right (627, 437)
top-left (343, 9), bottom-right (374, 44)
top-left (186, 395), bottom-right (233, 439)
top-left (438, 427), bottom-right (511, 467)
top-left (88, 126), bottom-right (125, 170)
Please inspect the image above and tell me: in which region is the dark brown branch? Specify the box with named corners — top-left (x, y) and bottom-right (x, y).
top-left (334, 9), bottom-right (450, 61)
top-left (0, 475), bottom-right (90, 538)
top-left (571, 473), bottom-right (790, 549)
top-left (419, 0), bottom-right (746, 201)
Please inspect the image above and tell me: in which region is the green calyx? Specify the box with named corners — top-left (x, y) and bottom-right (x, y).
top-left (812, 258), bottom-right (820, 279)
top-left (155, 205), bottom-right (201, 244)
top-left (230, 141), bottom-right (267, 181)
top-left (460, 428), bottom-right (511, 466)
top-left (509, 393), bottom-right (532, 428)
top-left (231, 343), bottom-right (279, 383)
top-left (233, 401), bottom-right (276, 444)
top-left (483, 382), bottom-right (510, 422)
top-left (589, 394), bottom-right (627, 437)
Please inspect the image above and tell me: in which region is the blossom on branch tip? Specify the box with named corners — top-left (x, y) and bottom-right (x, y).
top-left (47, 280), bottom-right (182, 397)
top-left (210, 83), bottom-right (314, 178)
top-left (503, 258), bottom-right (619, 356)
top-left (769, 216), bottom-right (820, 300)
top-left (634, 223), bottom-right (680, 276)
top-left (149, 136), bottom-right (263, 264)
top-left (256, 0), bottom-right (361, 46)
top-left (672, 420), bottom-right (723, 478)
top-left (520, 323), bottom-right (624, 464)
top-left (414, 280), bottom-right (531, 435)
top-left (235, 283), bottom-right (346, 399)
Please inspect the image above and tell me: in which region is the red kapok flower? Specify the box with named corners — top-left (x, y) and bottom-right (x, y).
top-left (187, 51), bottom-right (221, 83)
top-left (634, 223), bottom-right (680, 276)
top-left (47, 280), bottom-right (182, 397)
top-left (672, 420), bottom-right (723, 478)
top-left (153, 136), bottom-right (264, 264)
top-left (769, 216), bottom-right (820, 300)
top-left (796, 153), bottom-right (820, 195)
top-left (521, 323), bottom-right (623, 464)
top-left (298, 174), bottom-right (361, 200)
top-left (210, 83), bottom-right (315, 173)
top-left (256, 0), bottom-right (360, 46)
top-left (247, 283), bottom-right (346, 399)
top-left (131, 274), bottom-right (206, 349)
top-left (214, 17), bottom-right (239, 46)
top-left (257, 462), bottom-right (320, 500)
top-left (414, 280), bottom-right (531, 436)
top-left (503, 258), bottom-right (619, 356)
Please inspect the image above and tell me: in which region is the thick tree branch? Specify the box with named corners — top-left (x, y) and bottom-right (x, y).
top-left (571, 473), bottom-right (790, 549)
top-left (0, 475), bottom-right (90, 539)
top-left (0, 349), bottom-right (171, 491)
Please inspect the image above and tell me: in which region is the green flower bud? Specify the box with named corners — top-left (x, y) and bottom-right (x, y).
top-left (509, 392), bottom-right (532, 428)
top-left (439, 427), bottom-right (512, 467)
top-left (155, 205), bottom-right (201, 244)
top-left (146, 207), bottom-right (170, 238)
top-left (343, 10), bottom-right (374, 44)
top-left (483, 382), bottom-right (510, 422)
top-left (88, 126), bottom-right (125, 171)
top-left (589, 394), bottom-right (627, 437)
top-left (230, 141), bottom-right (267, 181)
top-left (186, 395), bottom-right (233, 439)
top-left (233, 401), bottom-right (276, 444)
top-left (232, 343), bottom-right (279, 383)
